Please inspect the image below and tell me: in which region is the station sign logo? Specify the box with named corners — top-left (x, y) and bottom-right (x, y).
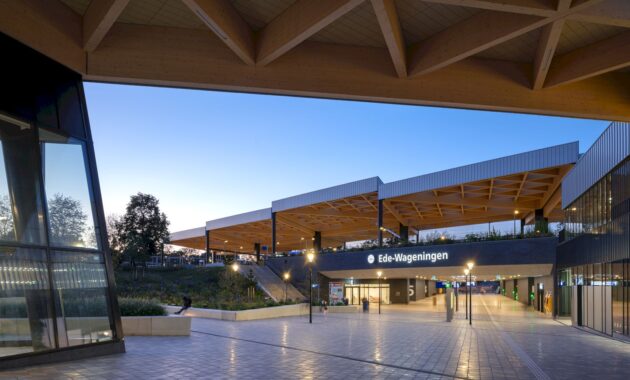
top-left (367, 251), bottom-right (448, 265)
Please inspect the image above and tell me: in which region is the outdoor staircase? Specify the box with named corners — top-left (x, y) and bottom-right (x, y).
top-left (239, 265), bottom-right (305, 302)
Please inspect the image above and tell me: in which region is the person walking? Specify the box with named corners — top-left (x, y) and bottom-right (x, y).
top-left (174, 295), bottom-right (192, 315)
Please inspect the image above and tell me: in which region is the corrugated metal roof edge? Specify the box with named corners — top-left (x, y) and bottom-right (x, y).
top-left (205, 208), bottom-right (272, 231)
top-left (379, 141), bottom-right (579, 200)
top-left (271, 176), bottom-right (382, 212)
top-left (170, 226), bottom-right (205, 241)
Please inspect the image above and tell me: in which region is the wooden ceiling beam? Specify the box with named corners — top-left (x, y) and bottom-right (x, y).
top-left (276, 215), bottom-right (315, 235)
top-left (532, 0), bottom-right (571, 89)
top-left (256, 0), bottom-right (364, 66)
top-left (544, 29), bottom-right (630, 88)
top-left (371, 0), bottom-right (407, 77)
top-left (418, 209), bottom-right (515, 223)
top-left (543, 186), bottom-right (562, 217)
top-left (284, 208), bottom-right (375, 219)
top-left (182, 0), bottom-right (255, 65)
top-left (86, 23), bottom-right (630, 122)
top-left (569, 0), bottom-right (630, 28)
top-left (0, 0), bottom-right (84, 73)
top-left (399, 192), bottom-right (539, 210)
top-left (420, 215), bottom-right (516, 230)
top-left (515, 172), bottom-right (529, 201)
top-left (523, 211), bottom-right (536, 224)
top-left (408, 0), bottom-right (603, 78)
top-left (420, 0), bottom-right (557, 17)
top-left (361, 195), bottom-right (379, 212)
top-left (408, 11), bottom-right (544, 77)
top-left (83, 0), bottom-right (129, 52)
top-left (384, 201), bottom-right (409, 226)
top-left (537, 165), bottom-right (571, 208)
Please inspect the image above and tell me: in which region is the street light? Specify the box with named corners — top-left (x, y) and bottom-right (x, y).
top-left (513, 210), bottom-right (519, 238)
top-left (306, 250), bottom-right (316, 324)
top-left (464, 268), bottom-right (469, 320)
top-left (467, 262), bottom-right (474, 325)
top-left (231, 262), bottom-right (239, 273)
top-left (377, 271), bottom-right (383, 315)
top-left (283, 272), bottom-right (290, 303)
top-left (223, 240), bottom-right (228, 264)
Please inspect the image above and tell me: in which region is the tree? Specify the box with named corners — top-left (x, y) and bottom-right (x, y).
top-left (0, 195), bottom-right (15, 240)
top-left (106, 214), bottom-right (124, 268)
top-left (48, 193), bottom-right (87, 246)
top-left (117, 193), bottom-right (170, 267)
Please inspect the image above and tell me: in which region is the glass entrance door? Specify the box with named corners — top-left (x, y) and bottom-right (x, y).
top-left (344, 284), bottom-right (390, 305)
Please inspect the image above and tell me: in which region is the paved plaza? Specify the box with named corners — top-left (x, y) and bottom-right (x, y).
top-left (1, 294), bottom-right (629, 380)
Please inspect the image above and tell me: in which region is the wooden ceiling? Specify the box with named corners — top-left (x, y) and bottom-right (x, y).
top-left (384, 164), bottom-right (570, 230)
top-left (2, 0), bottom-right (630, 121)
top-left (171, 164), bottom-right (569, 252)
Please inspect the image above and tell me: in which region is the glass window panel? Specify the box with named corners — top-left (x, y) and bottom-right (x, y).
top-left (0, 114), bottom-right (46, 245)
top-left (51, 251), bottom-right (112, 347)
top-left (41, 130), bottom-right (99, 249)
top-left (0, 246), bottom-right (55, 357)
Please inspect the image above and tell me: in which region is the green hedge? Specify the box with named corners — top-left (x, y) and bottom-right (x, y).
top-left (118, 297), bottom-right (166, 316)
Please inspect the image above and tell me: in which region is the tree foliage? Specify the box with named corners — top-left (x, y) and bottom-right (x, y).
top-left (116, 193), bottom-right (170, 266)
top-left (0, 195), bottom-right (15, 240)
top-left (48, 193), bottom-right (88, 246)
top-left (107, 214), bottom-right (124, 268)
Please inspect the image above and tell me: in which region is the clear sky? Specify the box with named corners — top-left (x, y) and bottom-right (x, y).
top-left (84, 83), bottom-right (609, 233)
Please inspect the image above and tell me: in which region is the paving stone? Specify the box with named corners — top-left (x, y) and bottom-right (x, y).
top-left (1, 295), bottom-right (629, 379)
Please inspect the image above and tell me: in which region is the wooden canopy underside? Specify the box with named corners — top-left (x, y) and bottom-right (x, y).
top-left (1, 0), bottom-right (630, 121)
top-left (171, 164), bottom-right (569, 252)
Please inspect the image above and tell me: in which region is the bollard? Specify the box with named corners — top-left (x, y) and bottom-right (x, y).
top-left (432, 296), bottom-right (437, 306)
top-left (445, 288), bottom-right (454, 322)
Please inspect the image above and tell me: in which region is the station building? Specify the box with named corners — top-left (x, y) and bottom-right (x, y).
top-left (2, 0), bottom-right (630, 369)
top-left (172, 121), bottom-right (630, 339)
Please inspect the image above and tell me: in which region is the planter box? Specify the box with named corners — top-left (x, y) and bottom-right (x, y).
top-left (121, 316), bottom-right (191, 336)
top-left (321, 305), bottom-right (360, 313)
top-left (164, 303), bottom-right (309, 321)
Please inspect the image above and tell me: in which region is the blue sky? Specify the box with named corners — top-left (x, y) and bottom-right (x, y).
top-left (84, 83), bottom-right (609, 232)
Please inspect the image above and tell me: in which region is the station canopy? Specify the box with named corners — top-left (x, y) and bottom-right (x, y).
top-left (171, 142), bottom-right (579, 253)
top-left (1, 0), bottom-right (630, 122)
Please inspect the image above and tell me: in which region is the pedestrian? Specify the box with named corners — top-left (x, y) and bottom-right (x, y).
top-left (174, 295), bottom-right (192, 315)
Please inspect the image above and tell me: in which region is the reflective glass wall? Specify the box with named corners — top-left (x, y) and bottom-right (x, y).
top-left (558, 157), bottom-right (630, 337)
top-left (0, 33), bottom-right (121, 366)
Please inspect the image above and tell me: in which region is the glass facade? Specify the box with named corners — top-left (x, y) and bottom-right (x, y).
top-left (0, 113), bottom-right (117, 359)
top-left (344, 283), bottom-right (391, 305)
top-left (558, 158), bottom-right (630, 337)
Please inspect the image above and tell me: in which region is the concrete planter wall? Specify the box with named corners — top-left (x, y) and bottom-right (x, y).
top-left (320, 305), bottom-right (360, 313)
top-left (164, 303), bottom-right (309, 321)
top-left (121, 316), bottom-right (191, 336)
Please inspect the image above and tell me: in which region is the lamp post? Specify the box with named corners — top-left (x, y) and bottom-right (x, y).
top-left (306, 250), bottom-right (315, 324)
top-left (455, 280), bottom-right (458, 312)
top-left (513, 210), bottom-right (519, 238)
top-left (467, 262), bottom-right (474, 325)
top-left (283, 272), bottom-right (290, 303)
top-left (223, 240), bottom-right (228, 264)
top-left (231, 261), bottom-right (240, 302)
top-left (464, 268), bottom-right (469, 320)
top-left (377, 271), bottom-right (383, 315)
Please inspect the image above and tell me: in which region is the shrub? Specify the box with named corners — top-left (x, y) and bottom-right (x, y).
top-left (118, 297), bottom-right (166, 316)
